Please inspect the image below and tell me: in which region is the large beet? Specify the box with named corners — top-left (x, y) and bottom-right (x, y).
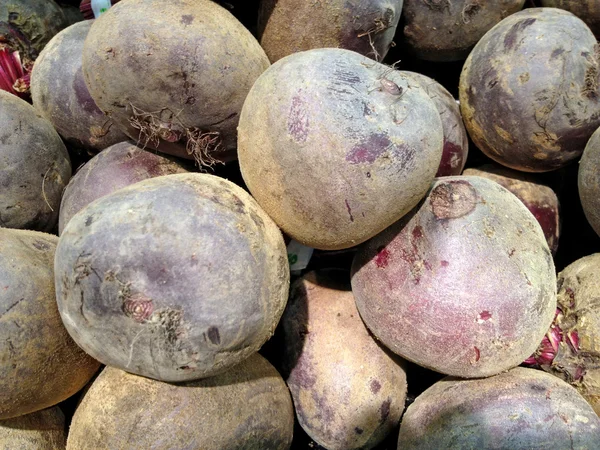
top-left (55, 173), bottom-right (289, 382)
top-left (81, 0), bottom-right (269, 164)
top-left (66, 355), bottom-right (294, 450)
top-left (0, 90), bottom-right (71, 232)
top-left (460, 8), bottom-right (600, 172)
top-left (398, 367), bottom-right (600, 448)
top-left (0, 407), bottom-right (66, 449)
top-left (579, 125), bottom-right (600, 238)
top-left (258, 0), bottom-right (404, 63)
top-left (31, 21), bottom-right (126, 153)
top-left (351, 176), bottom-right (556, 378)
top-left (238, 48), bottom-right (443, 251)
top-left (58, 141), bottom-right (190, 233)
top-left (0, 229), bottom-right (100, 420)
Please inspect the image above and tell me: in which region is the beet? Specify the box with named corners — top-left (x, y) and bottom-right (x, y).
top-left (464, 164), bottom-right (560, 254)
top-left (459, 8), bottom-right (600, 172)
top-left (238, 48), bottom-right (443, 251)
top-left (351, 176), bottom-right (556, 378)
top-left (31, 21), bottom-right (127, 153)
top-left (0, 90), bottom-right (71, 232)
top-left (55, 173), bottom-right (289, 382)
top-left (81, 0), bottom-right (269, 164)
top-left (539, 1), bottom-right (600, 36)
top-left (0, 407), bottom-right (66, 449)
top-left (579, 125), bottom-right (600, 238)
top-left (258, 0), bottom-right (404, 63)
top-left (398, 367), bottom-right (600, 448)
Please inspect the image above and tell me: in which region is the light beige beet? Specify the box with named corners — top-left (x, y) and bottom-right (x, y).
top-left (0, 407), bottom-right (66, 450)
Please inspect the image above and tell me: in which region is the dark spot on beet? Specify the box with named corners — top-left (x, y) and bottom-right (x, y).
top-left (370, 379), bottom-right (382, 394)
top-left (530, 384), bottom-right (546, 392)
top-left (334, 69), bottom-right (361, 85)
top-left (288, 93), bottom-right (309, 143)
top-left (436, 141), bottom-right (465, 177)
top-left (478, 311), bottom-right (492, 321)
top-left (346, 133), bottom-right (392, 164)
top-left (509, 248), bottom-right (516, 257)
top-left (441, 260), bottom-right (449, 267)
top-left (430, 180), bottom-right (478, 219)
top-left (551, 48), bottom-right (565, 59)
top-left (504, 18), bottom-right (537, 51)
top-left (473, 346), bottom-right (481, 362)
top-left (355, 427), bottom-right (364, 435)
top-left (412, 226), bottom-right (424, 240)
top-left (345, 199), bottom-right (354, 222)
top-left (179, 365), bottom-right (191, 370)
top-left (85, 216), bottom-right (93, 227)
top-left (207, 326), bottom-right (221, 345)
top-left (379, 398), bottom-right (391, 423)
top-left (180, 14), bottom-right (194, 25)
top-left (375, 247), bottom-right (390, 268)
top-left (32, 240), bottom-right (50, 251)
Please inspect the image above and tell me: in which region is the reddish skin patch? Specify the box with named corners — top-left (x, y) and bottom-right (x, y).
top-left (375, 247), bottom-right (390, 268)
top-left (478, 311), bottom-right (492, 321)
top-left (346, 133), bottom-right (392, 164)
top-left (473, 347), bottom-right (481, 362)
top-left (379, 398), bottom-right (391, 423)
top-left (122, 295), bottom-right (154, 323)
top-left (287, 93), bottom-right (309, 143)
top-left (526, 204), bottom-right (558, 253)
top-left (370, 379), bottom-right (382, 394)
top-left (412, 226), bottom-right (424, 240)
top-left (436, 141), bottom-right (465, 177)
top-left (441, 260), bottom-right (449, 267)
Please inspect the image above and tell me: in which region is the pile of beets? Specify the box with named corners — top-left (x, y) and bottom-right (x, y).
top-left (2, 0), bottom-right (600, 448)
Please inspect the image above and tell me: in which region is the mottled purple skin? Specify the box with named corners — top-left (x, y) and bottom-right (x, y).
top-left (579, 125), bottom-right (600, 238)
top-left (58, 141), bottom-right (190, 234)
top-left (402, 0), bottom-right (526, 62)
top-left (403, 72), bottom-right (468, 176)
top-left (464, 164), bottom-right (560, 254)
top-left (55, 173), bottom-right (289, 382)
top-left (238, 48), bottom-right (443, 251)
top-left (540, 1), bottom-right (600, 37)
top-left (280, 270), bottom-right (407, 450)
top-left (82, 0), bottom-right (270, 163)
top-left (397, 367), bottom-right (600, 449)
top-left (460, 8), bottom-right (600, 172)
top-left (351, 176), bottom-right (557, 378)
top-left (31, 21), bottom-right (127, 153)
top-left (0, 90), bottom-right (72, 232)
top-left (67, 355), bottom-right (294, 450)
top-left (258, 0), bottom-right (404, 63)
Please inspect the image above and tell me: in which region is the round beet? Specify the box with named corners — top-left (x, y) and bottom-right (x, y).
top-left (0, 407), bottom-right (66, 449)
top-left (31, 21), bottom-right (127, 153)
top-left (55, 173), bottom-right (289, 382)
top-left (351, 176), bottom-right (556, 378)
top-left (402, 0), bottom-right (525, 62)
top-left (58, 141), bottom-right (190, 234)
top-left (579, 126), bottom-right (600, 238)
top-left (460, 8), bottom-right (600, 172)
top-left (403, 71), bottom-right (468, 176)
top-left (540, 1), bottom-right (600, 36)
top-left (464, 164), bottom-right (560, 254)
top-left (238, 48), bottom-right (443, 251)
top-left (81, 0), bottom-right (269, 164)
top-left (398, 367), bottom-right (600, 448)
top-left (258, 0), bottom-right (404, 63)
top-left (0, 229), bottom-right (100, 420)
top-left (280, 270), bottom-right (407, 449)
top-left (66, 355), bottom-right (294, 450)
top-left (0, 90), bottom-right (71, 232)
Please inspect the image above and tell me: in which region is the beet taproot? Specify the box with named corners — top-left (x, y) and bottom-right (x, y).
top-left (403, 71), bottom-right (468, 176)
top-left (280, 270), bottom-right (407, 449)
top-left (0, 90), bottom-right (71, 232)
top-left (579, 125), bottom-right (600, 238)
top-left (31, 21), bottom-right (126, 153)
top-left (81, 0), bottom-right (269, 164)
top-left (58, 141), bottom-right (189, 234)
top-left (0, 407), bottom-right (66, 449)
top-left (540, 1), bottom-right (600, 36)
top-left (238, 48), bottom-right (443, 251)
top-left (258, 0), bottom-right (403, 63)
top-left (397, 367), bottom-right (600, 448)
top-left (66, 355), bottom-right (294, 450)
top-left (402, 0), bottom-right (526, 62)
top-left (464, 164), bottom-right (560, 254)
top-left (351, 176), bottom-right (556, 378)
top-left (55, 173), bottom-right (289, 382)
top-left (459, 8), bottom-right (600, 172)
top-left (0, 229), bottom-right (100, 420)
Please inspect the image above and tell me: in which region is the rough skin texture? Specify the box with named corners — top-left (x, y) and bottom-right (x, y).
top-left (397, 367), bottom-right (600, 448)
top-left (0, 407), bottom-right (66, 449)
top-left (459, 8), bottom-right (600, 172)
top-left (31, 21), bottom-right (127, 153)
top-left (464, 164), bottom-right (560, 254)
top-left (351, 176), bottom-right (557, 378)
top-left (58, 141), bottom-right (190, 234)
top-left (81, 0), bottom-right (270, 164)
top-left (280, 270), bottom-right (407, 450)
top-left (258, 0), bottom-right (404, 63)
top-left (402, 0), bottom-right (525, 62)
top-left (238, 48), bottom-right (443, 250)
top-left (0, 90), bottom-right (71, 231)
top-left (0, 229), bottom-right (100, 420)
top-left (55, 173), bottom-right (290, 382)
top-left (579, 125), bottom-right (600, 238)
top-left (404, 71), bottom-right (468, 176)
top-left (540, 1), bottom-right (600, 37)
top-left (66, 355), bottom-right (294, 450)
